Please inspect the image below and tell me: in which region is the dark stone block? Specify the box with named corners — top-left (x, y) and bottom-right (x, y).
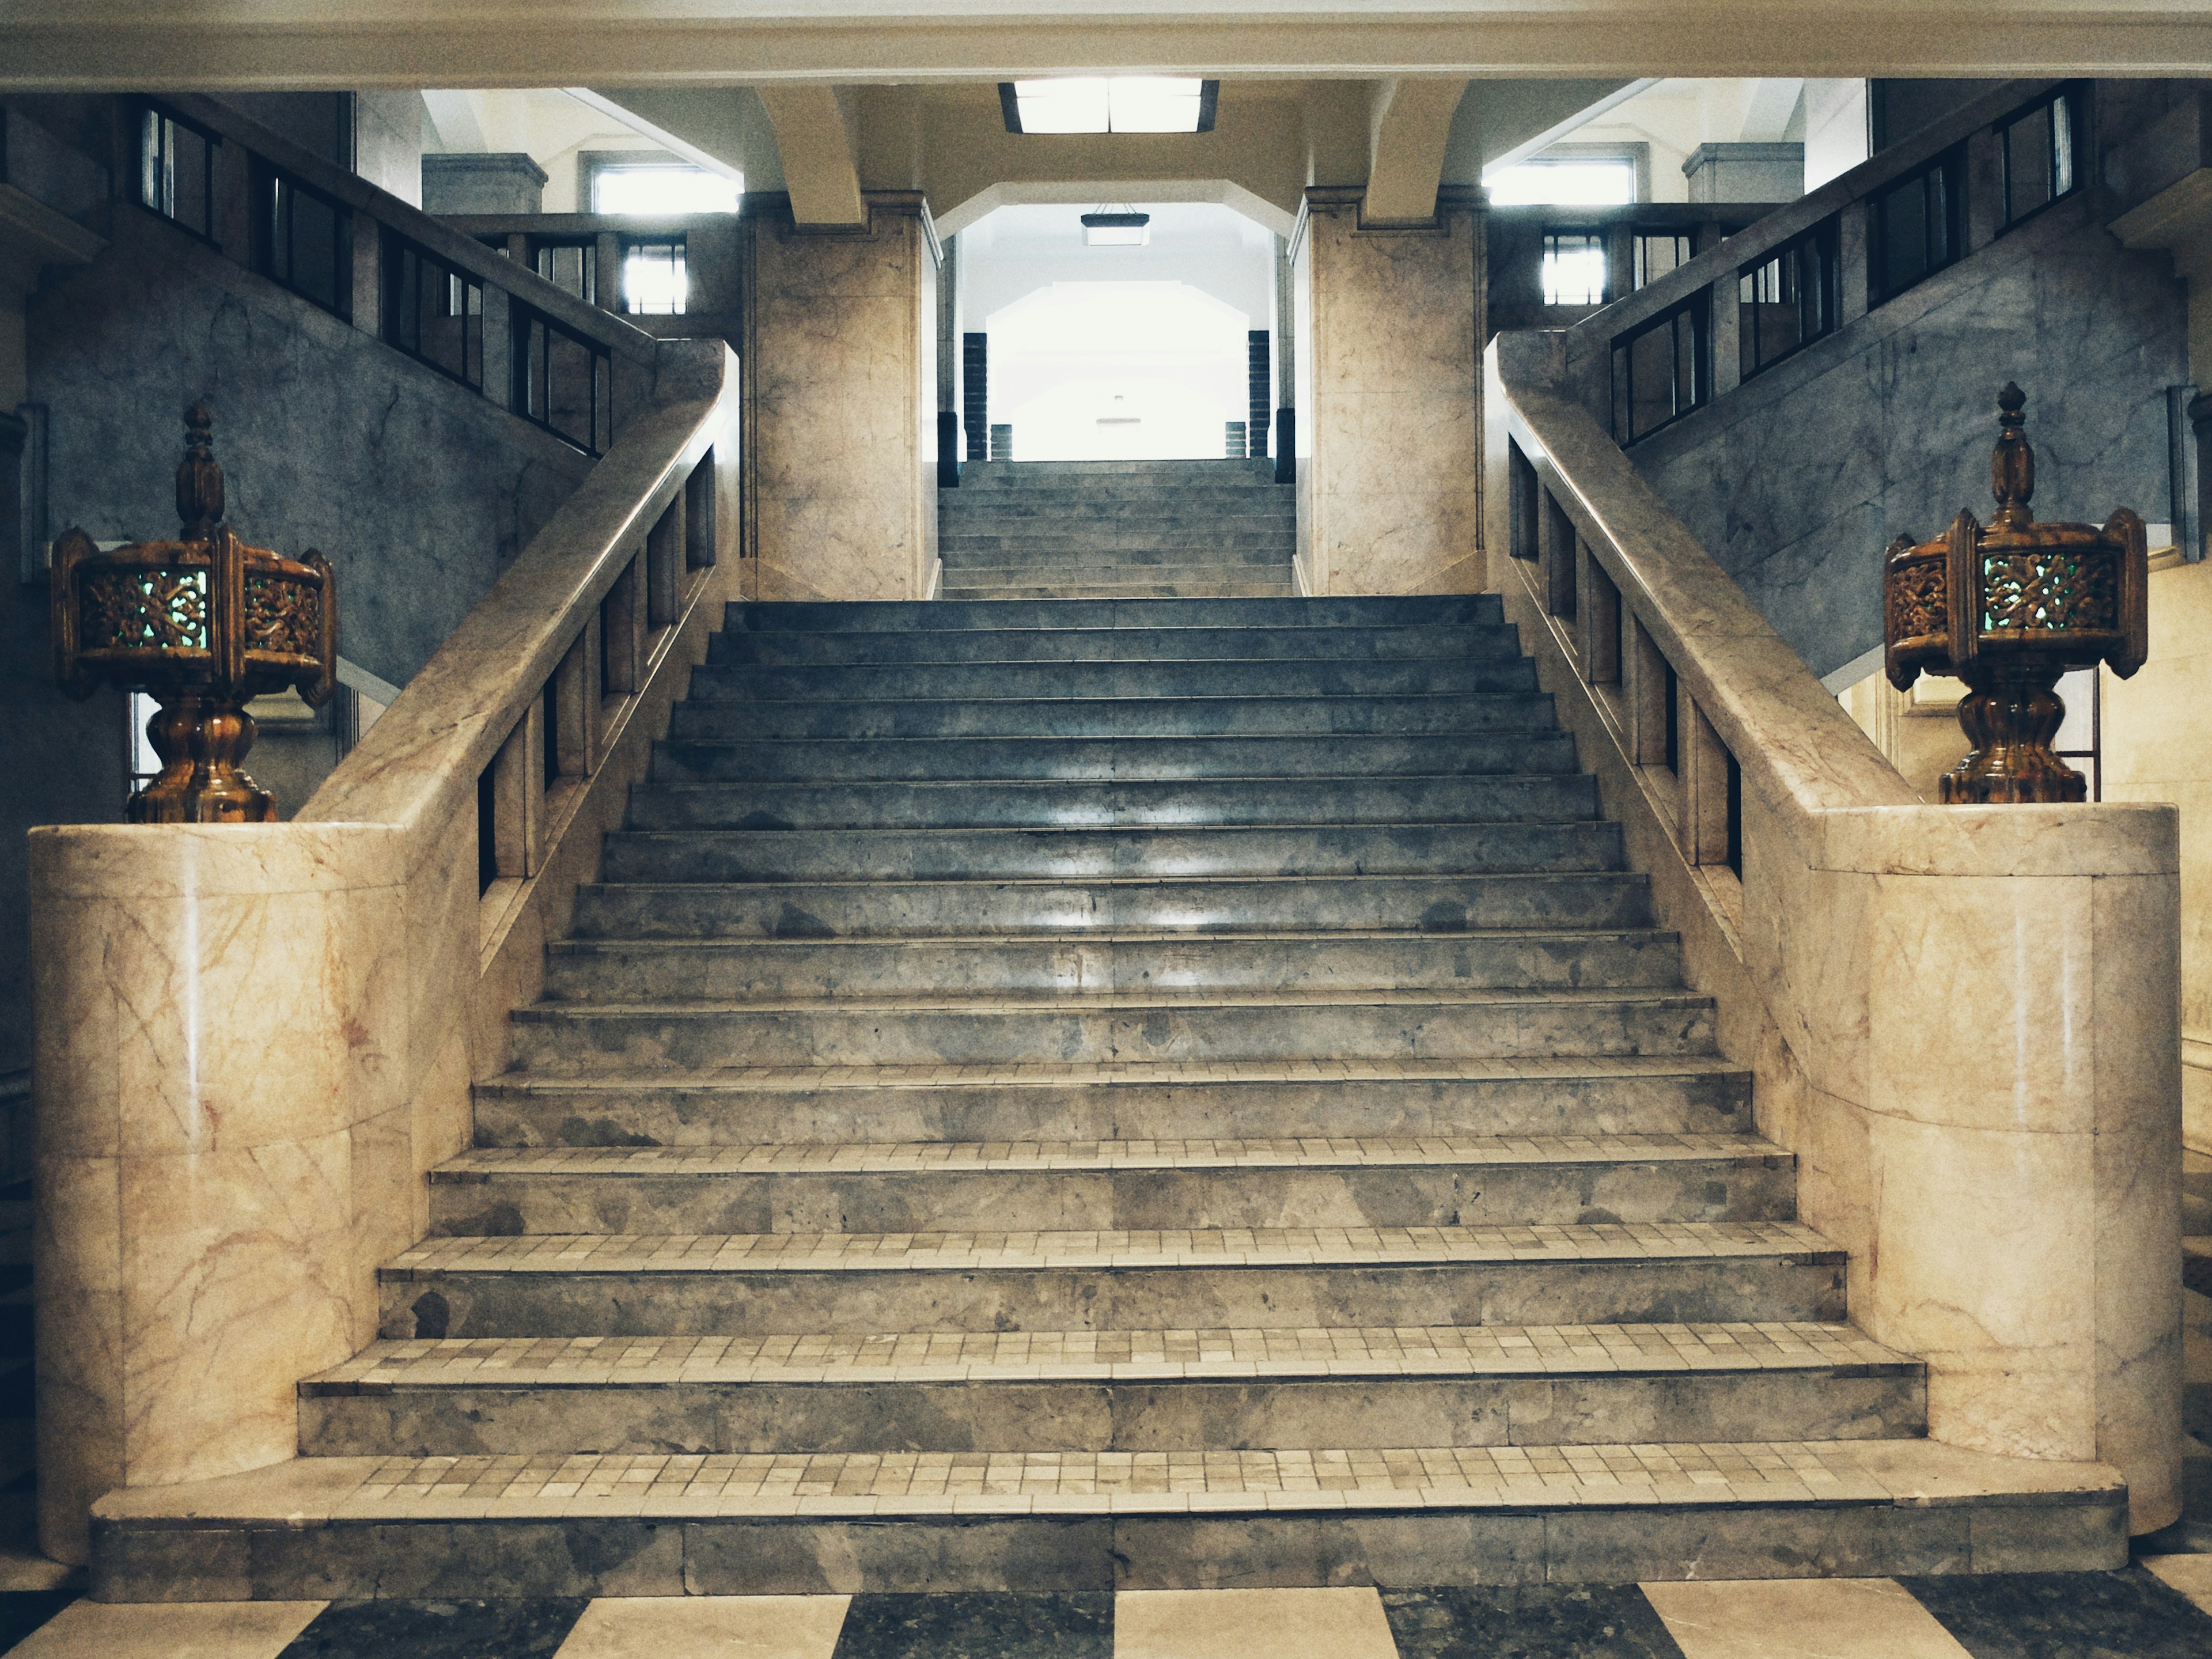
top-left (276, 1597), bottom-right (586, 1658)
top-left (1381, 1584), bottom-right (1688, 1658)
top-left (831, 1591), bottom-right (1112, 1659)
top-left (1902, 1566), bottom-right (2212, 1658)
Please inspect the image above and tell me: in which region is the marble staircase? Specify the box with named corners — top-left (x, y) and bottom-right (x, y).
top-left (937, 460), bottom-right (1296, 599)
top-left (89, 593), bottom-right (2128, 1599)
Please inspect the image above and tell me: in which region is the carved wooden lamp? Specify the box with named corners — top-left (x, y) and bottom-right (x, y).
top-left (51, 403), bottom-right (338, 822)
top-left (1883, 384), bottom-right (2146, 804)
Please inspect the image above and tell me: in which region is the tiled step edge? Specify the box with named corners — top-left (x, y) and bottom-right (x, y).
top-left (88, 1440), bottom-right (2127, 1599)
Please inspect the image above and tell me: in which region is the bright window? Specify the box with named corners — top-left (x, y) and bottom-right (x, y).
top-left (1007, 78), bottom-right (1213, 135)
top-left (623, 238), bottom-right (688, 314)
top-left (1488, 160), bottom-right (1636, 207)
top-left (1541, 230), bottom-right (1608, 306)
top-left (590, 165), bottom-right (738, 215)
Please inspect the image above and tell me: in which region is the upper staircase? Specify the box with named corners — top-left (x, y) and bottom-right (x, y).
top-left (89, 588), bottom-right (2125, 1599)
top-left (938, 460), bottom-right (1296, 599)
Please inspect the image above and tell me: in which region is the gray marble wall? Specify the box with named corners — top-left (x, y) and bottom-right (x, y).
top-left (1627, 192), bottom-right (2188, 680)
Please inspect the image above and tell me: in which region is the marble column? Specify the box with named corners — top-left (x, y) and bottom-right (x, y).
top-left (1296, 185), bottom-right (1483, 594)
top-left (31, 824), bottom-right (410, 1563)
top-left (741, 190), bottom-right (939, 601)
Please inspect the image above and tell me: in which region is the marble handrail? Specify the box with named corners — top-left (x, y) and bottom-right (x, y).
top-left (301, 339), bottom-right (731, 838)
top-left (1486, 327), bottom-right (2182, 1537)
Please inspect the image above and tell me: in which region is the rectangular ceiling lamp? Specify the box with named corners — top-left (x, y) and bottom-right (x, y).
top-left (1001, 77), bottom-right (1219, 135)
top-left (1081, 211), bottom-right (1150, 247)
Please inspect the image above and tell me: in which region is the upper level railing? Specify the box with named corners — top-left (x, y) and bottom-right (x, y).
top-left (435, 212), bottom-right (743, 335)
top-left (1486, 203), bottom-right (1787, 341)
top-left (137, 94), bottom-right (659, 457)
top-left (1553, 78), bottom-right (2078, 448)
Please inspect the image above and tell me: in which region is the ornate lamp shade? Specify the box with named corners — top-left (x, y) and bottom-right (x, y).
top-left (1883, 384), bottom-right (2147, 804)
top-left (51, 403), bottom-right (338, 822)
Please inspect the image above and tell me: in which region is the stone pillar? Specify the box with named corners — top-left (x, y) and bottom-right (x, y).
top-left (740, 190), bottom-right (937, 601)
top-left (31, 824), bottom-right (410, 1563)
top-left (1296, 185), bottom-right (1483, 594)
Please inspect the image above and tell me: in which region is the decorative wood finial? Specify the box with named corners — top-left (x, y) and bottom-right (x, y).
top-left (175, 400), bottom-right (224, 540)
top-left (51, 407), bottom-right (337, 823)
top-left (1883, 378), bottom-right (2146, 804)
top-left (1991, 381), bottom-right (2034, 531)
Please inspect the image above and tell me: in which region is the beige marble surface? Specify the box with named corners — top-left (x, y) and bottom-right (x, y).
top-left (1298, 190), bottom-right (1482, 596)
top-left (1641, 1578), bottom-right (1972, 1659)
top-left (555, 1595), bottom-right (850, 1658)
top-left (746, 193), bottom-right (935, 601)
top-left (1487, 333), bottom-right (2186, 1533)
top-left (31, 346), bottom-right (742, 1563)
top-left (1115, 1588), bottom-right (1397, 1659)
top-left (2101, 555), bottom-right (2212, 1150)
top-left (9, 1601), bottom-right (325, 1659)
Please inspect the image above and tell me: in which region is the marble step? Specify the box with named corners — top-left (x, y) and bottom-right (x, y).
top-left (297, 1322), bottom-right (1921, 1459)
top-left (684, 657), bottom-right (1541, 700)
top-left (376, 1222), bottom-right (1848, 1340)
top-left (664, 693), bottom-right (1558, 742)
top-left (942, 583), bottom-right (1301, 601)
top-left (650, 733), bottom-right (1582, 784)
top-left (937, 532), bottom-right (1296, 555)
top-left (620, 776), bottom-right (1604, 834)
top-left (87, 1440), bottom-right (2127, 1600)
top-left (570, 873), bottom-right (1654, 940)
top-left (506, 987), bottom-right (1721, 1073)
top-left (469, 1057), bottom-right (1758, 1149)
top-left (537, 930), bottom-right (1687, 1002)
top-left (721, 596), bottom-right (1502, 633)
top-left (706, 623), bottom-right (1523, 666)
top-left (422, 1135), bottom-right (1794, 1236)
top-left (599, 824), bottom-right (1624, 883)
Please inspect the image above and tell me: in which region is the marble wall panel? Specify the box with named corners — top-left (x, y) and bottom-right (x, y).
top-left (1630, 194), bottom-right (2186, 681)
top-left (1302, 195), bottom-right (1482, 596)
top-left (747, 197), bottom-right (934, 602)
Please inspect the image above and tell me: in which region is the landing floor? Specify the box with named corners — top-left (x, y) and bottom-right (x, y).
top-left (1, 1567), bottom-right (2209, 1657)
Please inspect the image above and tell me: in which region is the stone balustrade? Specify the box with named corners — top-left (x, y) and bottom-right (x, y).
top-left (27, 338), bottom-right (740, 1563)
top-left (1487, 326), bottom-right (2183, 1534)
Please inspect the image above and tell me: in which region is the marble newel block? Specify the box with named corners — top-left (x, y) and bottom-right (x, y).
top-left (29, 823), bottom-right (407, 1564)
top-left (743, 191), bottom-right (937, 601)
top-left (1298, 186), bottom-right (1483, 595)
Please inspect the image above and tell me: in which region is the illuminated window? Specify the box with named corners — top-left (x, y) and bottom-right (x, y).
top-left (590, 165), bottom-right (738, 215)
top-left (622, 237), bottom-right (688, 313)
top-left (1541, 230), bottom-right (1608, 305)
top-left (1001, 78), bottom-right (1219, 135)
top-left (1488, 158), bottom-right (1636, 207)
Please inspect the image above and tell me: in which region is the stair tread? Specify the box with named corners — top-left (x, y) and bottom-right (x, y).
top-left (431, 1131), bottom-right (1782, 1179)
top-left (516, 986), bottom-right (1712, 1014)
top-left (305, 1321), bottom-right (1912, 1390)
top-left (93, 1438), bottom-right (2120, 1524)
top-left (384, 1219), bottom-right (1838, 1277)
top-left (477, 1054), bottom-right (1753, 1094)
top-left (550, 926), bottom-right (1676, 951)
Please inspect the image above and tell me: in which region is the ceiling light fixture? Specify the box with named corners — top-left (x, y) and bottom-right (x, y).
top-left (1081, 206), bottom-right (1151, 247)
top-left (1001, 78), bottom-right (1219, 136)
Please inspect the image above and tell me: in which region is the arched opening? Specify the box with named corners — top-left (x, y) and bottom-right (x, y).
top-left (955, 200), bottom-right (1278, 462)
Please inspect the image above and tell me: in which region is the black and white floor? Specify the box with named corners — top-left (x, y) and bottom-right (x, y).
top-left (0, 1565), bottom-right (2209, 1658)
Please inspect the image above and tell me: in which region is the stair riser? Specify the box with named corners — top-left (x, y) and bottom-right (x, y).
top-left (508, 998), bottom-right (1719, 1073)
top-left (88, 1498), bottom-right (2127, 1602)
top-left (380, 1256), bottom-right (1847, 1341)
top-left (685, 660), bottom-right (1541, 700)
top-left (724, 596), bottom-right (1502, 632)
top-left (425, 1157), bottom-right (1796, 1237)
top-left (652, 734), bottom-right (1581, 783)
top-left (571, 875), bottom-right (1655, 940)
top-left (939, 535), bottom-right (1294, 555)
top-left (540, 934), bottom-right (1684, 1001)
top-left (471, 1071), bottom-right (1756, 1149)
top-left (707, 625), bottom-right (1524, 666)
top-left (665, 696), bottom-right (1559, 742)
top-left (622, 777), bottom-right (1603, 834)
top-left (300, 1368), bottom-right (1919, 1460)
